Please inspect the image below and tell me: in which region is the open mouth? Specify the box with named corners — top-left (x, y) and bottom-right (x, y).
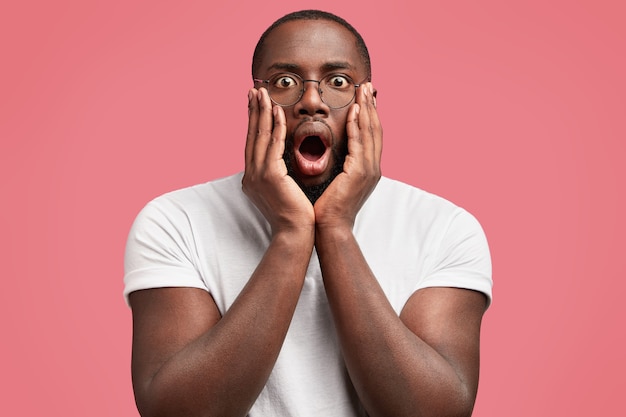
top-left (299, 136), bottom-right (327, 161)
top-left (291, 122), bottom-right (333, 179)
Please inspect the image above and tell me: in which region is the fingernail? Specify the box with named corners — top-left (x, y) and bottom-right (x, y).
top-left (248, 90), bottom-right (253, 102)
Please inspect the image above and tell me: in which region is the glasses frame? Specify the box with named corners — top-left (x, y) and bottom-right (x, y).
top-left (253, 72), bottom-right (363, 109)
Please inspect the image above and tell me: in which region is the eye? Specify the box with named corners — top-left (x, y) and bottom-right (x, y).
top-left (326, 75), bottom-right (352, 89)
top-left (273, 75), bottom-right (298, 89)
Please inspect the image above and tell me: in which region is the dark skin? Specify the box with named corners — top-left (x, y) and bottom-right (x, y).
top-left (129, 19), bottom-right (487, 417)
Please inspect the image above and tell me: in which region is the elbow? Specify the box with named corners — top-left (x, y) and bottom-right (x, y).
top-left (437, 388), bottom-right (478, 417)
top-left (132, 381), bottom-right (180, 417)
top-left (133, 387), bottom-right (159, 417)
top-left (133, 384), bottom-right (250, 417)
top-left (419, 402), bottom-right (475, 417)
top-left (416, 384), bottom-right (478, 417)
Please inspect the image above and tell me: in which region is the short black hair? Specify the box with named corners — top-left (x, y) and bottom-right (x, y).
top-left (252, 10), bottom-right (371, 80)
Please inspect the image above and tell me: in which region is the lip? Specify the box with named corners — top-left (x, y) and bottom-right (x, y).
top-left (292, 121), bottom-right (333, 181)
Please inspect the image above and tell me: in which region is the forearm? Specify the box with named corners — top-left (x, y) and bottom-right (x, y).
top-left (138, 229), bottom-right (314, 417)
top-left (316, 226), bottom-right (476, 417)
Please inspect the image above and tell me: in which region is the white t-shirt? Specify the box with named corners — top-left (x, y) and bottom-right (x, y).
top-left (124, 172), bottom-right (492, 416)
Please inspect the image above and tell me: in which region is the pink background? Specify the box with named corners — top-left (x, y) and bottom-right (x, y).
top-left (1, 1), bottom-right (624, 415)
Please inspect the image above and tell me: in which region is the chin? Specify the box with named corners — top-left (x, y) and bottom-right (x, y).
top-left (297, 169), bottom-right (334, 188)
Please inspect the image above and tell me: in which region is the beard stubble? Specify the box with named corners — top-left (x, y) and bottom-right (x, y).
top-left (282, 136), bottom-right (348, 204)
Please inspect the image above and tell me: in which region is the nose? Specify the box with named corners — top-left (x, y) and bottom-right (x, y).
top-left (294, 80), bottom-right (329, 116)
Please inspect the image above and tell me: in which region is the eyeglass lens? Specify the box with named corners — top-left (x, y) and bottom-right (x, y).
top-left (267, 74), bottom-right (356, 109)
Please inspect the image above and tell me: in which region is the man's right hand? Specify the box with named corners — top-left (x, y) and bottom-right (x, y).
top-left (243, 88), bottom-right (315, 235)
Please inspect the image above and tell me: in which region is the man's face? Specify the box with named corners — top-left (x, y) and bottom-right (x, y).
top-left (254, 20), bottom-right (368, 201)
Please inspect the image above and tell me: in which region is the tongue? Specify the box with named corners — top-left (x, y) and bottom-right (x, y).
top-left (299, 136), bottom-right (326, 161)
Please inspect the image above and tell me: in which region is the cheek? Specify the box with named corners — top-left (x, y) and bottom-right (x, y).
top-left (329, 110), bottom-right (350, 142)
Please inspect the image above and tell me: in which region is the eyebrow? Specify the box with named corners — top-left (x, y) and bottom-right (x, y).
top-left (267, 61), bottom-right (356, 73)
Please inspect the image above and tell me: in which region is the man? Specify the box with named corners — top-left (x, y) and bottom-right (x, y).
top-left (124, 9), bottom-right (492, 417)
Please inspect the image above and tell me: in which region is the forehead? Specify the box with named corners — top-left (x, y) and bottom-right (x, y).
top-left (258, 20), bottom-right (365, 76)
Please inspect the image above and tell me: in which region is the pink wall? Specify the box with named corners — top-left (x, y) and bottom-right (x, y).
top-left (1, 1), bottom-right (624, 415)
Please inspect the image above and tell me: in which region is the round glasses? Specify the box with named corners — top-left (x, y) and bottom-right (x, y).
top-left (253, 73), bottom-right (361, 109)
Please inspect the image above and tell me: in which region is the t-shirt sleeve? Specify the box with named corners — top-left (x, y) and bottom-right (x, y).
top-left (123, 198), bottom-right (208, 306)
top-left (418, 208), bottom-right (493, 307)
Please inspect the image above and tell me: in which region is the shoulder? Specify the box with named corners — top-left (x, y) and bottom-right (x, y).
top-left (369, 177), bottom-right (493, 305)
top-left (135, 172), bottom-right (248, 221)
top-left (126, 171), bottom-right (262, 255)
top-left (364, 176), bottom-right (474, 225)
top-left (150, 172), bottom-right (245, 207)
top-left (374, 176), bottom-right (487, 242)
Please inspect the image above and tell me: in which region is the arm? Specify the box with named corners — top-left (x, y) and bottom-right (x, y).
top-left (315, 234), bottom-right (486, 417)
top-left (314, 83), bottom-right (487, 417)
top-left (129, 88), bottom-right (315, 417)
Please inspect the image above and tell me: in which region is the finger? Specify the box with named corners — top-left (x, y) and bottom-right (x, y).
top-left (367, 84), bottom-right (383, 163)
top-left (266, 105), bottom-right (287, 168)
top-left (245, 88), bottom-right (259, 168)
top-left (253, 88), bottom-right (275, 166)
top-left (358, 83), bottom-right (382, 167)
top-left (352, 83), bottom-right (372, 157)
top-left (346, 101), bottom-right (361, 150)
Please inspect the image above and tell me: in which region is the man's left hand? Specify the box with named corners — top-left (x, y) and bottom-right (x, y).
top-left (314, 82), bottom-right (382, 231)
